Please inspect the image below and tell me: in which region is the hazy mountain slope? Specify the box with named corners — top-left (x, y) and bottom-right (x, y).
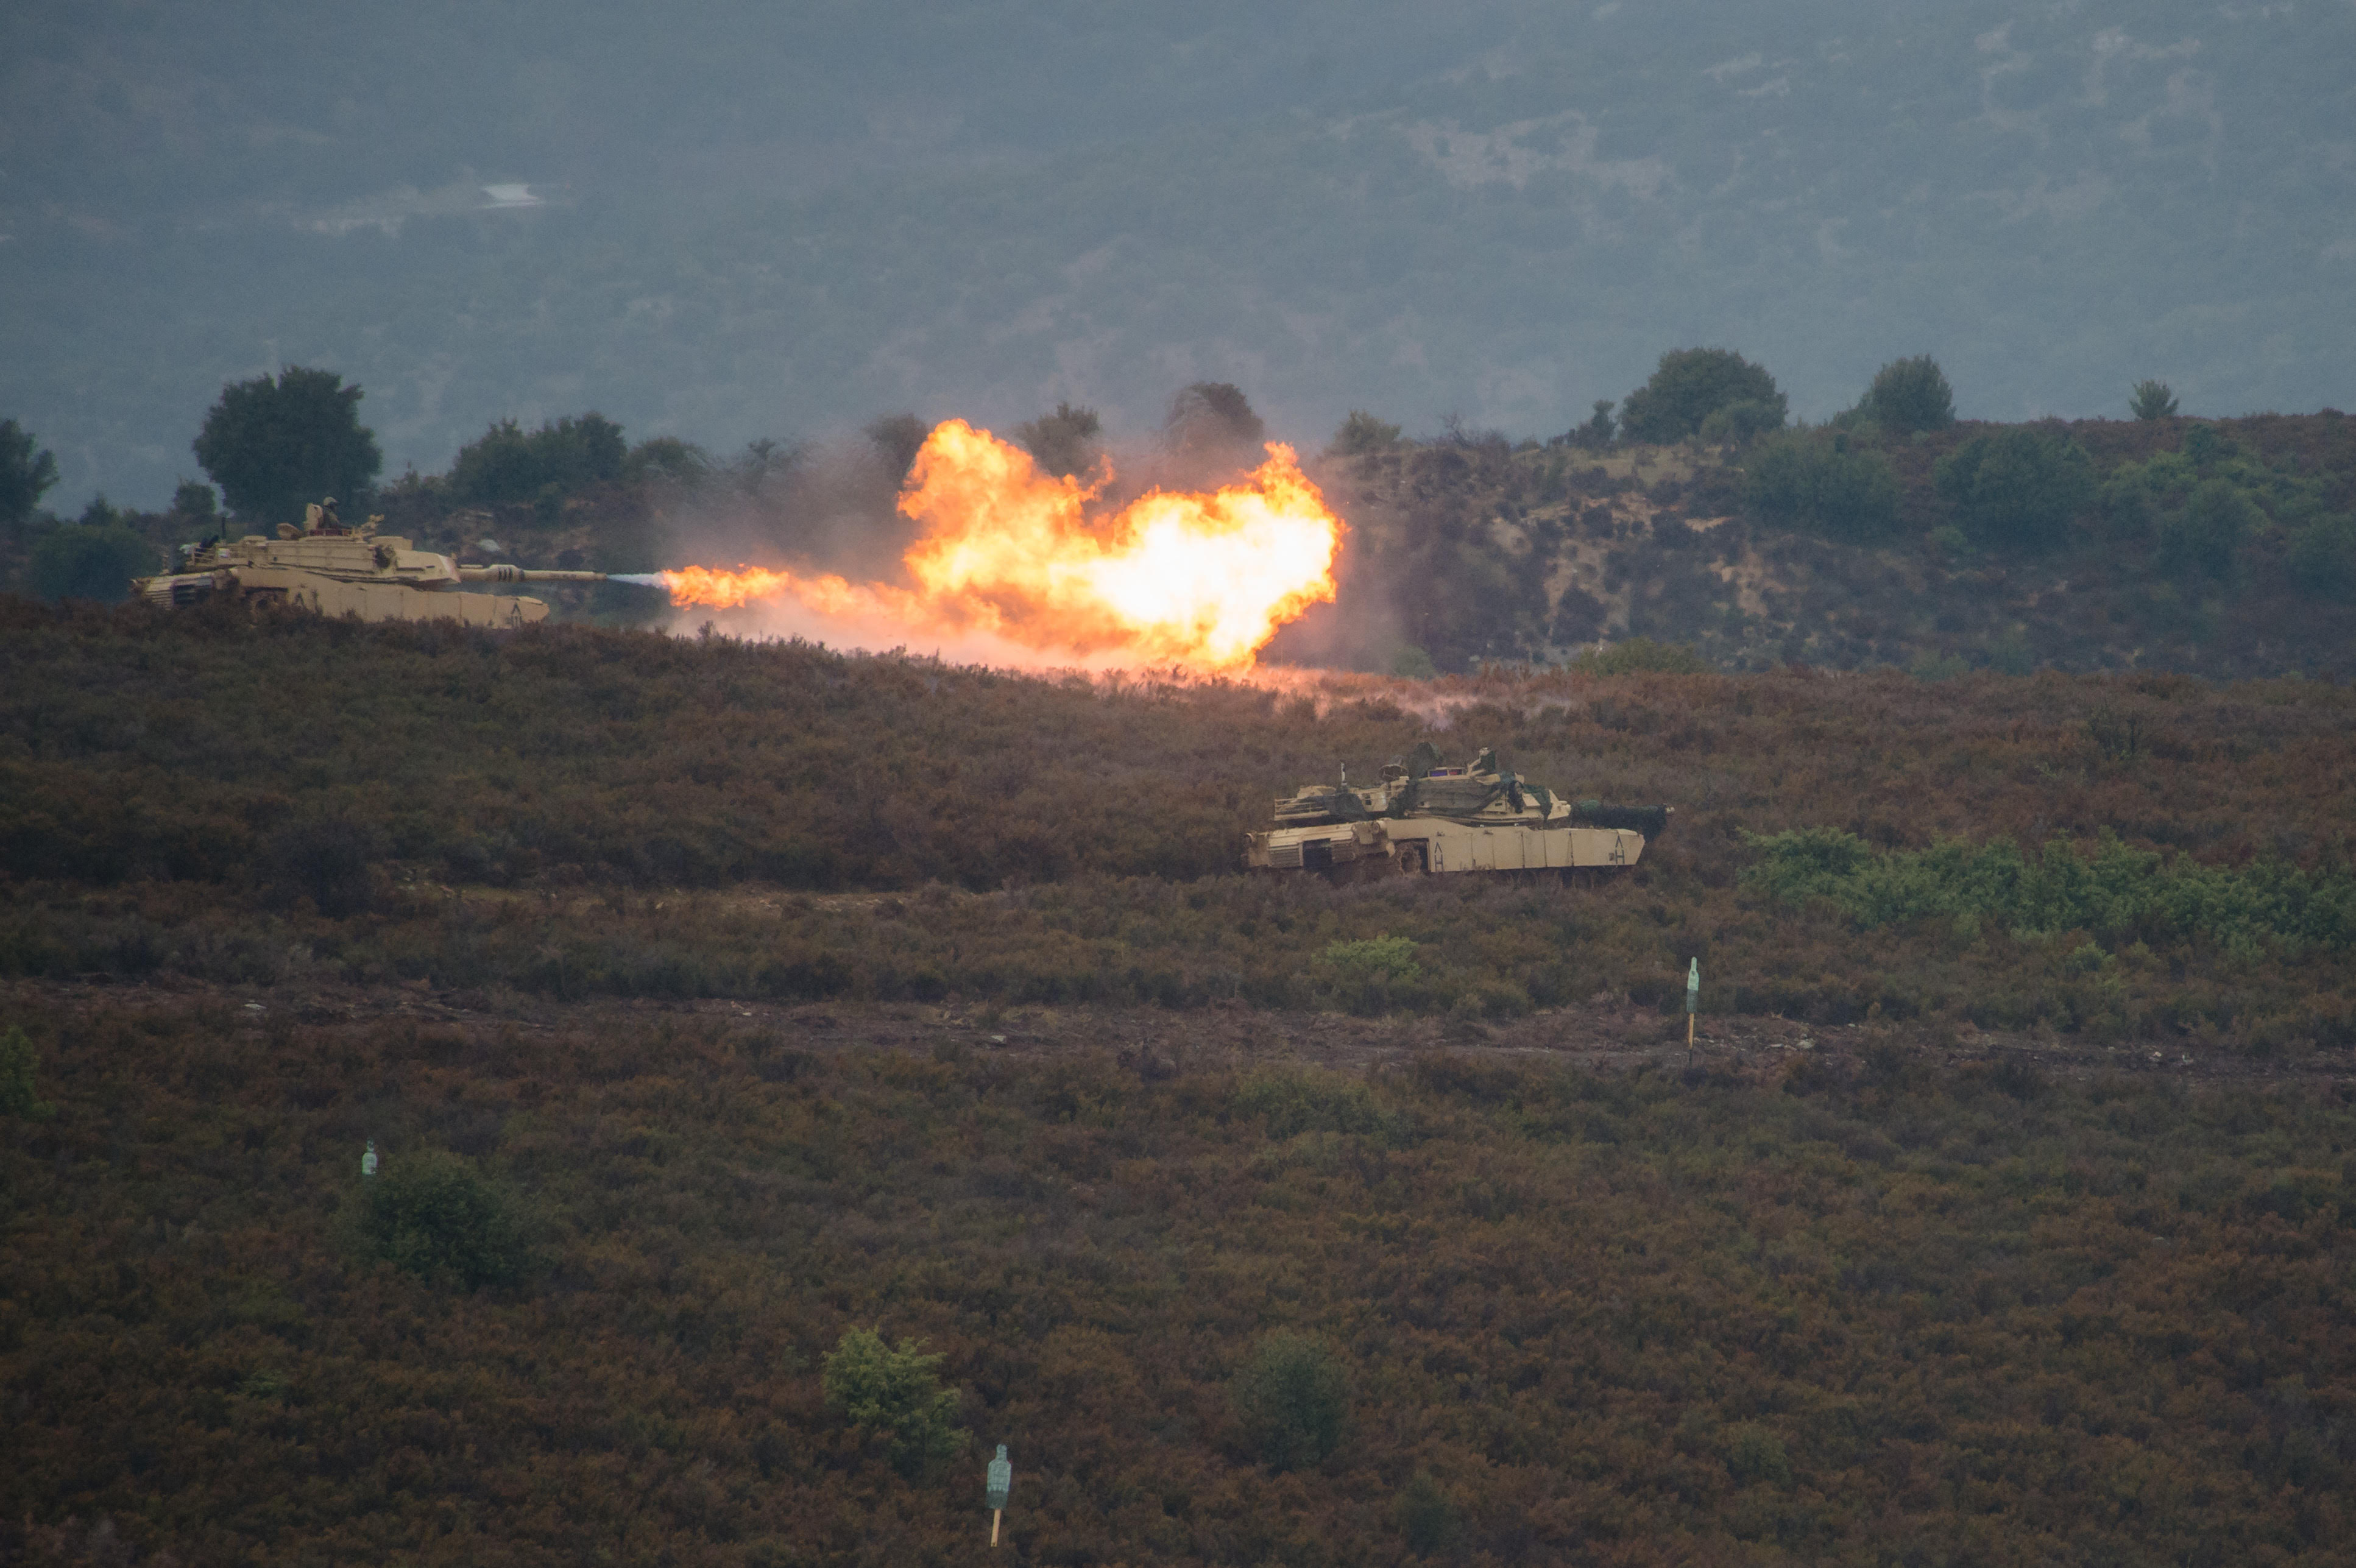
top-left (1264, 413), bottom-right (2356, 680)
top-left (3, 1), bottom-right (2351, 506)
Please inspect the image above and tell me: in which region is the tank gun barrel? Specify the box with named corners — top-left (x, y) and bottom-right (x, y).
top-left (457, 564), bottom-right (610, 584)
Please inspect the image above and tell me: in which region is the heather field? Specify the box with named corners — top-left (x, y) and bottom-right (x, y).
top-left (5, 601), bottom-right (2356, 1564)
top-left (5, 599), bottom-right (2352, 1048)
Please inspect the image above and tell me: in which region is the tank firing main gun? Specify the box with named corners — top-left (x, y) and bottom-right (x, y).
top-left (133, 497), bottom-right (617, 627)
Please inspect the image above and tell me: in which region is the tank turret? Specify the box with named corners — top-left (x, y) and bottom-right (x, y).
top-left (132, 499), bottom-right (610, 627)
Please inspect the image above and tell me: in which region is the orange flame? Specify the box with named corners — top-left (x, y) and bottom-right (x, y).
top-left (658, 420), bottom-right (1342, 671)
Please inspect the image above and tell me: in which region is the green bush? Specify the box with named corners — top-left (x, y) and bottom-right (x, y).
top-left (1321, 934), bottom-right (1424, 1012)
top-left (821, 1327), bottom-right (968, 1479)
top-left (1388, 644), bottom-right (1438, 680)
top-left (28, 524), bottom-right (157, 602)
top-left (2287, 513), bottom-right (2356, 601)
top-left (2156, 478), bottom-right (2260, 582)
top-left (1909, 651), bottom-right (1970, 681)
top-left (2096, 470), bottom-right (2157, 541)
top-left (620, 436), bottom-right (711, 487)
top-left (1744, 431), bottom-right (1903, 543)
top-left (1393, 1471), bottom-right (1462, 1553)
top-left (1696, 398), bottom-right (1785, 445)
top-left (1330, 409), bottom-right (1404, 457)
top-left (451, 414), bottom-right (627, 507)
top-left (1562, 398), bottom-right (1616, 450)
top-left (1569, 636), bottom-right (1711, 674)
top-left (1237, 1068), bottom-right (1404, 1142)
top-left (1856, 355), bottom-right (1956, 434)
top-left (1322, 934), bottom-right (1421, 987)
top-left (1739, 825), bottom-right (1872, 905)
top-left (0, 1024), bottom-right (54, 1119)
top-left (2182, 422), bottom-right (2235, 468)
top-left (263, 817), bottom-right (384, 916)
top-left (351, 1150), bottom-right (525, 1289)
top-left (1619, 348), bottom-right (1786, 444)
top-left (1231, 1330), bottom-right (1350, 1469)
top-left (1932, 428), bottom-right (2095, 551)
top-left (1725, 1422), bottom-right (1792, 1488)
top-left (1742, 828), bottom-right (2356, 950)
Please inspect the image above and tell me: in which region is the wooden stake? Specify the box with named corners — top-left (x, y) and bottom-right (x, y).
top-left (992, 1508), bottom-right (1002, 1546)
top-left (1687, 1010), bottom-right (1695, 1066)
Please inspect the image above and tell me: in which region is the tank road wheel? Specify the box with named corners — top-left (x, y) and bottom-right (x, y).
top-left (1396, 844), bottom-right (1428, 876)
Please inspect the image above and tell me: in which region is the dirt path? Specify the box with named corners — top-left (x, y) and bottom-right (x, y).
top-left (11, 975), bottom-right (2335, 1092)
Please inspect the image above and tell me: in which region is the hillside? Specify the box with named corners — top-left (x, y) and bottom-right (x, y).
top-left (7, 577), bottom-right (2356, 1561)
top-left (4, 986), bottom-right (2354, 1564)
top-left (1267, 411), bottom-right (2356, 681)
top-left (5, 601), bottom-right (2353, 1052)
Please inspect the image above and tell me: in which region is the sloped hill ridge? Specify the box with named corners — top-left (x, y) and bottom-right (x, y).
top-left (1271, 411), bottom-right (2356, 680)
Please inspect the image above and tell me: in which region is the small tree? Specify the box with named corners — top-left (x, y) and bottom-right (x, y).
top-left (1231, 1330), bottom-right (1350, 1469)
top-left (1014, 402), bottom-right (1102, 477)
top-left (622, 436), bottom-right (711, 487)
top-left (1330, 409), bottom-right (1403, 456)
top-left (450, 413), bottom-right (627, 507)
top-left (822, 1327), bottom-right (968, 1478)
top-left (1932, 428), bottom-right (2095, 551)
top-left (193, 367), bottom-right (382, 525)
top-left (1565, 399), bottom-right (1616, 450)
top-left (1166, 382), bottom-right (1265, 459)
top-left (2130, 380), bottom-right (2180, 420)
top-left (0, 418), bottom-right (60, 527)
top-left (1856, 355), bottom-right (1956, 434)
top-left (1619, 348), bottom-right (1786, 444)
top-left (729, 437), bottom-right (803, 497)
top-left (865, 413), bottom-right (931, 481)
top-left (170, 479), bottom-right (218, 520)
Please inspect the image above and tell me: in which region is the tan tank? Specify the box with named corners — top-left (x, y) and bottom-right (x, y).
top-left (1244, 743), bottom-right (1669, 880)
top-left (132, 498), bottom-right (610, 627)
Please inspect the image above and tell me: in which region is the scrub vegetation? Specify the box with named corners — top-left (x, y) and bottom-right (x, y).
top-left (5, 365), bottom-right (2356, 1562)
top-left (3, 996), bottom-right (2353, 1564)
top-left (2, 597), bottom-right (2353, 1052)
